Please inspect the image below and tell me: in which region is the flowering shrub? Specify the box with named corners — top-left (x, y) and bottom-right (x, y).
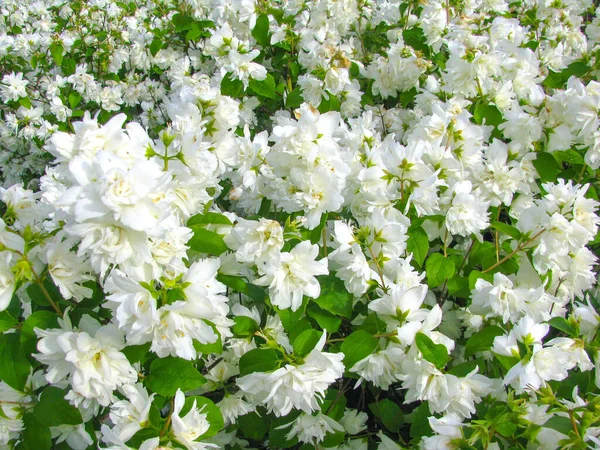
top-left (1, 0), bottom-right (600, 449)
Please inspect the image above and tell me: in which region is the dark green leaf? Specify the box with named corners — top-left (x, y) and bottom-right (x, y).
top-left (340, 330), bottom-right (378, 370)
top-left (406, 226), bottom-right (429, 267)
top-left (292, 329), bottom-right (322, 357)
top-left (122, 342), bottom-right (151, 363)
top-left (18, 413), bottom-right (51, 450)
top-left (307, 304), bottom-right (342, 333)
top-left (286, 88), bottom-right (304, 108)
top-left (415, 333), bottom-right (449, 370)
top-left (464, 326), bottom-right (505, 357)
top-left (221, 72), bottom-right (245, 98)
top-left (313, 275), bottom-right (353, 318)
top-left (409, 402), bottom-right (433, 439)
top-left (252, 14), bottom-right (270, 47)
top-left (249, 73), bottom-right (277, 99)
top-left (232, 316), bottom-right (259, 338)
top-left (491, 221), bottom-right (521, 241)
top-left (0, 333), bottom-right (30, 391)
top-left (474, 103), bottom-right (504, 128)
top-left (369, 399), bottom-right (404, 432)
top-left (239, 348), bottom-right (281, 376)
top-left (49, 43), bottom-right (64, 66)
top-left (238, 411), bottom-right (270, 441)
top-left (547, 317), bottom-right (577, 337)
top-left (533, 152), bottom-right (560, 182)
top-left (425, 253), bottom-right (455, 288)
top-left (0, 311), bottom-right (18, 332)
top-left (149, 38), bottom-right (162, 56)
top-left (543, 416), bottom-right (573, 435)
top-left (187, 212), bottom-right (232, 227)
top-left (188, 227), bottom-right (229, 255)
top-left (20, 311), bottom-right (58, 357)
top-left (145, 357), bottom-right (206, 396)
top-left (34, 387), bottom-right (82, 426)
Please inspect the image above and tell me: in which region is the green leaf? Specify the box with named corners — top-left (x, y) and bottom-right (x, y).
top-left (321, 389), bottom-right (347, 421)
top-left (406, 226), bottom-right (429, 267)
top-left (149, 38), bottom-right (162, 56)
top-left (426, 253), bottom-right (456, 288)
top-left (491, 221), bottom-right (521, 241)
top-left (474, 103), bottom-right (504, 128)
top-left (547, 317), bottom-right (577, 337)
top-left (307, 304), bottom-right (342, 333)
top-left (122, 342), bottom-right (151, 363)
top-left (68, 91), bottom-right (82, 109)
top-left (533, 152), bottom-right (560, 182)
top-left (49, 43), bottom-right (64, 66)
top-left (553, 149), bottom-right (585, 165)
top-left (252, 14), bottom-right (270, 47)
top-left (0, 311), bottom-right (18, 332)
top-left (188, 227), bottom-right (228, 255)
top-left (34, 387), bottom-right (82, 426)
top-left (145, 357), bottom-right (206, 396)
top-left (496, 421), bottom-right (517, 437)
top-left (221, 72), bottom-right (245, 98)
top-left (313, 275), bottom-right (353, 318)
top-left (61, 58), bottom-right (76, 76)
top-left (217, 275), bottom-right (265, 302)
top-left (0, 333), bottom-right (30, 391)
top-left (238, 410), bottom-right (270, 441)
top-left (193, 331), bottom-right (223, 355)
top-left (187, 212), bottom-right (232, 227)
top-left (409, 402), bottom-right (433, 439)
top-left (249, 73), bottom-right (277, 99)
top-left (18, 413), bottom-right (51, 450)
top-left (448, 358), bottom-right (485, 377)
top-left (172, 13), bottom-right (194, 31)
top-left (464, 326), bottom-right (505, 357)
top-left (340, 330), bottom-right (378, 370)
top-left (239, 348), bottom-right (281, 376)
top-left (369, 399), bottom-right (404, 432)
top-left (232, 316), bottom-right (259, 338)
top-left (286, 88), bottom-right (304, 108)
top-left (468, 269), bottom-right (494, 290)
top-left (20, 311), bottom-right (58, 357)
top-left (543, 415), bottom-right (572, 435)
top-left (415, 333), bottom-right (449, 370)
top-left (292, 329), bottom-right (322, 357)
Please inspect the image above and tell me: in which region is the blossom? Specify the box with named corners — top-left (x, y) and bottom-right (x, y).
top-left (237, 332), bottom-right (344, 416)
top-left (255, 241), bottom-right (328, 311)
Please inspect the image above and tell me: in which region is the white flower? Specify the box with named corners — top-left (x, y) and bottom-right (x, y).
top-left (282, 412), bottom-right (344, 444)
top-left (35, 319), bottom-right (137, 407)
top-left (237, 332), bottom-right (344, 416)
top-left (224, 218), bottom-right (284, 264)
top-left (255, 241), bottom-right (328, 311)
top-left (108, 384), bottom-right (156, 442)
top-left (0, 252), bottom-right (15, 312)
top-left (171, 390), bottom-right (218, 450)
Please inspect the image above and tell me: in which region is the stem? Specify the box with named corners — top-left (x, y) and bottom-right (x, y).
top-left (160, 398), bottom-right (175, 438)
top-left (30, 265), bottom-right (62, 315)
top-left (568, 410), bottom-right (581, 438)
top-left (366, 243), bottom-right (387, 292)
top-left (482, 229), bottom-right (545, 274)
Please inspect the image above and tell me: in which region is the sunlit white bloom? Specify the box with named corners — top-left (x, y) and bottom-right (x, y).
top-left (255, 241), bottom-right (328, 311)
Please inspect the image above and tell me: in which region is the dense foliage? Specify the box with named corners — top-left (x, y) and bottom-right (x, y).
top-left (1, 0), bottom-right (600, 449)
